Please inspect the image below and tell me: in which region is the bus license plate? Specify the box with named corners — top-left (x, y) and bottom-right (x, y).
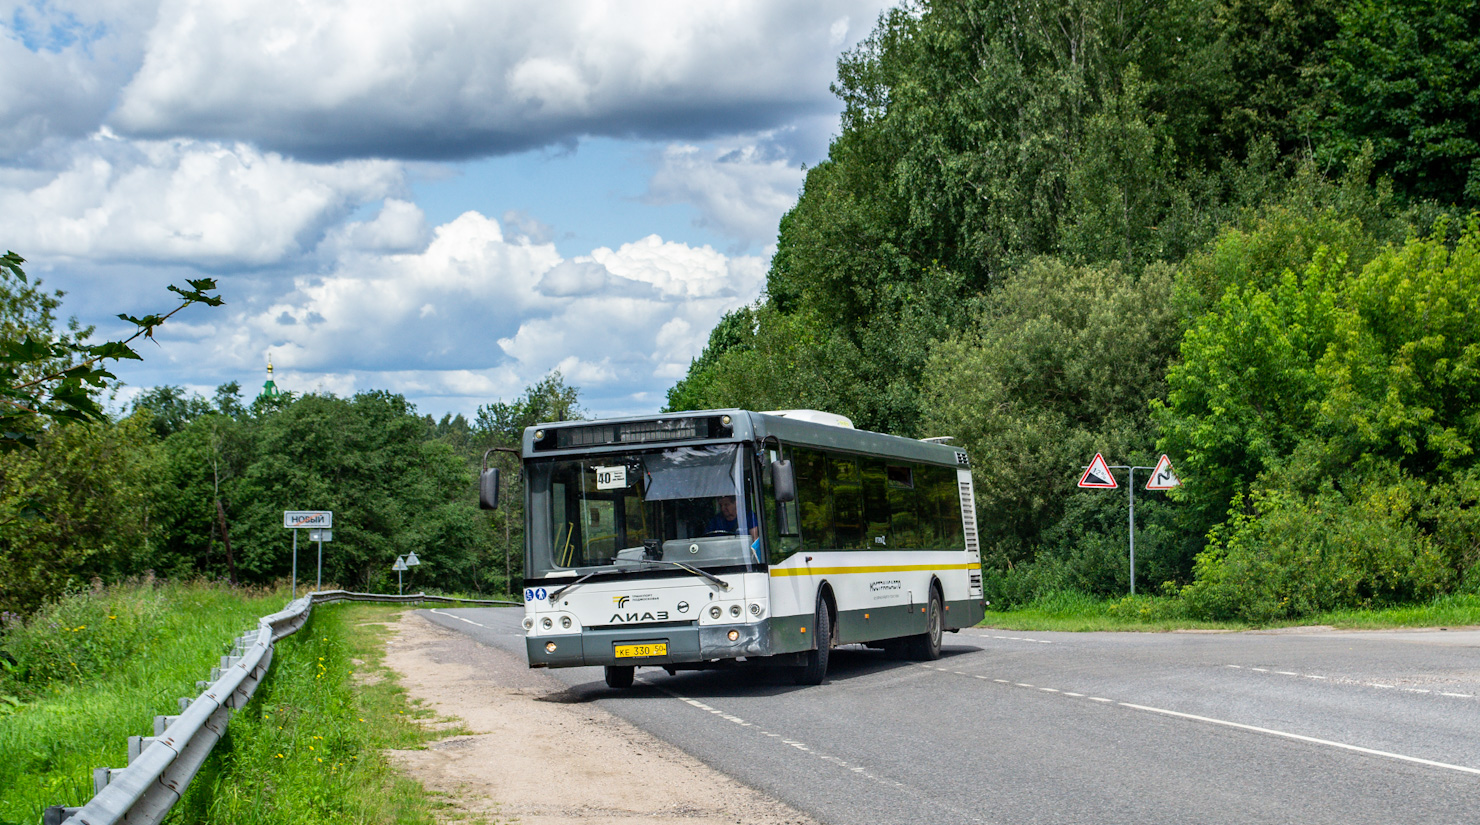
top-left (614, 643), bottom-right (666, 658)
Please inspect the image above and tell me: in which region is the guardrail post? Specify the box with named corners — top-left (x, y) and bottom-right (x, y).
top-left (127, 736), bottom-right (160, 763)
top-left (42, 806), bottom-right (79, 825)
top-left (155, 715), bottom-right (178, 736)
top-left (93, 767), bottom-right (119, 795)
top-left (178, 697), bottom-right (193, 713)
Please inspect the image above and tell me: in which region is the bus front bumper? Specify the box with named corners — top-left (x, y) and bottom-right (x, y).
top-left (526, 621), bottom-right (770, 668)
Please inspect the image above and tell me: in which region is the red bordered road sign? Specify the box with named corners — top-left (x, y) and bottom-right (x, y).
top-left (1145, 454), bottom-right (1181, 490)
top-left (1078, 453), bottom-right (1118, 488)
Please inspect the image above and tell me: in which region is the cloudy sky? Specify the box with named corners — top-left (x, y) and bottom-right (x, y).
top-left (2, 0), bottom-right (892, 419)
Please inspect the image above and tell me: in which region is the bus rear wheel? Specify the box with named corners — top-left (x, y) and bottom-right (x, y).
top-left (794, 599), bottom-right (832, 685)
top-left (906, 589), bottom-right (943, 661)
top-left (604, 665), bottom-right (635, 689)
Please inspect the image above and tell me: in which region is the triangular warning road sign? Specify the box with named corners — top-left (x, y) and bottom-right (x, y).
top-left (1078, 453), bottom-right (1118, 489)
top-left (1145, 454), bottom-right (1181, 490)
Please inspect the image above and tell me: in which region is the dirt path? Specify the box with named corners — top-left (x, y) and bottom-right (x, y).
top-left (380, 611), bottom-right (819, 825)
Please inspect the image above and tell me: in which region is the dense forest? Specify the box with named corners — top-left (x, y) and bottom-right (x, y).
top-left (667, 0), bottom-right (1480, 620)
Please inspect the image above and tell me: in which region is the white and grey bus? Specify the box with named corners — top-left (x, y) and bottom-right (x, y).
top-left (479, 409), bottom-right (985, 687)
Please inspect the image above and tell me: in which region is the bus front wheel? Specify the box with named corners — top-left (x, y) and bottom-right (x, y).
top-left (605, 665), bottom-right (635, 689)
top-left (906, 589), bottom-right (943, 661)
top-left (794, 599), bottom-right (832, 685)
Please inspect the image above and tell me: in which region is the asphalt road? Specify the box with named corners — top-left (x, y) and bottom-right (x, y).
top-left (420, 607), bottom-right (1480, 824)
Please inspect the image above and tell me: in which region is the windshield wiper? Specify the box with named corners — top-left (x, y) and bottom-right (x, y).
top-left (636, 558), bottom-right (732, 591)
top-left (548, 571), bottom-right (605, 601)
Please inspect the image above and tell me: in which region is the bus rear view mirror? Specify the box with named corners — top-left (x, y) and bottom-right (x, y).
top-left (479, 467), bottom-right (501, 510)
top-left (772, 459), bottom-right (796, 503)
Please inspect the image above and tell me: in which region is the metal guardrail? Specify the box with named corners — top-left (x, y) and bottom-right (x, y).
top-left (44, 590), bottom-right (519, 825)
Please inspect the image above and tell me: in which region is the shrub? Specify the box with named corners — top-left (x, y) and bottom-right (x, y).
top-left (1182, 486), bottom-right (1450, 622)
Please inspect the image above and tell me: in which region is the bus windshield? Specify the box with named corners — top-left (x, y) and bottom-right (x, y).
top-left (526, 444), bottom-right (760, 577)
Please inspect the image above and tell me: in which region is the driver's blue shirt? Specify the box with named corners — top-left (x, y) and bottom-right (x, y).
top-left (705, 511), bottom-right (757, 534)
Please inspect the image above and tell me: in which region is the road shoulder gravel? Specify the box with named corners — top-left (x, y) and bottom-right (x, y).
top-left (379, 611), bottom-right (819, 825)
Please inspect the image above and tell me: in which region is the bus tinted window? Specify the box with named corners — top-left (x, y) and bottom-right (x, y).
top-left (794, 447), bottom-right (830, 552)
top-left (887, 464), bottom-right (920, 549)
top-left (862, 458), bottom-right (889, 548)
top-left (771, 446), bottom-right (964, 555)
top-left (830, 455), bottom-right (864, 548)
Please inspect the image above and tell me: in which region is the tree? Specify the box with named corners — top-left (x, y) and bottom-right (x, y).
top-left (1160, 216), bottom-right (1480, 615)
top-left (474, 370), bottom-right (583, 445)
top-left (920, 257), bottom-right (1186, 594)
top-left (0, 413), bottom-right (158, 614)
top-left (0, 249), bottom-right (222, 451)
top-left (1316, 0), bottom-right (1480, 207)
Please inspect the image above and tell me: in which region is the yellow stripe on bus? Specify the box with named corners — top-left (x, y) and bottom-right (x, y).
top-left (769, 563), bottom-right (980, 577)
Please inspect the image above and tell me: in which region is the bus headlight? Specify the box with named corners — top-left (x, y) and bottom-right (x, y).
top-left (749, 603), bottom-right (762, 617)
top-left (561, 616), bottom-right (572, 629)
top-left (709, 606), bottom-right (723, 619)
top-left (522, 616), bottom-right (534, 630)
top-left (729, 604), bottom-right (742, 618)
top-left (541, 617), bottom-right (553, 629)
top-left (728, 629), bottom-right (740, 641)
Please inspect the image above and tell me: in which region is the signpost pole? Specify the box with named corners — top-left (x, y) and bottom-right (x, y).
top-left (291, 529), bottom-right (298, 599)
top-left (1080, 458), bottom-right (1176, 597)
top-left (1128, 468), bottom-right (1137, 596)
top-left (316, 535), bottom-right (323, 591)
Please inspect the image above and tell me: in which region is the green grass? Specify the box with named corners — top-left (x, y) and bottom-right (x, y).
top-left (170, 603), bottom-right (471, 825)
top-left (980, 590), bottom-right (1480, 632)
top-left (0, 581), bottom-right (285, 825)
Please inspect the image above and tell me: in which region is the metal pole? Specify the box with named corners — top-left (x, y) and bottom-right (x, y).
top-left (398, 567), bottom-right (403, 596)
top-left (1128, 468), bottom-right (1136, 596)
top-left (316, 537), bottom-right (323, 591)
top-left (291, 529), bottom-right (298, 598)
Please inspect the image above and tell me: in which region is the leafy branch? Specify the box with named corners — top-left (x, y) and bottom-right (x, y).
top-left (0, 250), bottom-right (224, 452)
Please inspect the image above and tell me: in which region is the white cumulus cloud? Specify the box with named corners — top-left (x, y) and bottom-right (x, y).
top-left (108, 0), bottom-right (888, 159)
top-left (0, 134), bottom-right (405, 265)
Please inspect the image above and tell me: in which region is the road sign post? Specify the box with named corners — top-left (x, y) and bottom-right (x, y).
top-left (283, 511), bottom-right (333, 597)
top-left (1077, 456), bottom-right (1181, 595)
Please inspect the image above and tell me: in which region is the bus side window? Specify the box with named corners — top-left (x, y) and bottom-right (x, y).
top-left (831, 455), bottom-right (864, 548)
top-left (794, 447), bottom-right (831, 552)
top-left (887, 463), bottom-right (919, 549)
top-left (862, 458), bottom-right (889, 548)
top-left (921, 465), bottom-right (964, 549)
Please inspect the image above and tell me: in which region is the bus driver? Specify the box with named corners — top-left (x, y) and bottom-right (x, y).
top-left (707, 495), bottom-right (759, 541)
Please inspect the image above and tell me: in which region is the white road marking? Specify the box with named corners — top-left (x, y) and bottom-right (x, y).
top-left (428, 609), bottom-right (487, 628)
top-left (1232, 666), bottom-right (1474, 701)
top-left (985, 634), bottom-right (1054, 644)
top-left (928, 664), bottom-right (1480, 776)
top-left (644, 678), bottom-right (986, 822)
top-left (1117, 701), bottom-right (1480, 776)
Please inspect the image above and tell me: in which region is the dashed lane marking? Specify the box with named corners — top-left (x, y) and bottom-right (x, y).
top-left (641, 678), bottom-right (987, 823)
top-left (1229, 664), bottom-right (1474, 699)
top-left (1117, 702), bottom-right (1480, 777)
top-left (428, 609), bottom-right (487, 628)
top-left (918, 665), bottom-right (1480, 777)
